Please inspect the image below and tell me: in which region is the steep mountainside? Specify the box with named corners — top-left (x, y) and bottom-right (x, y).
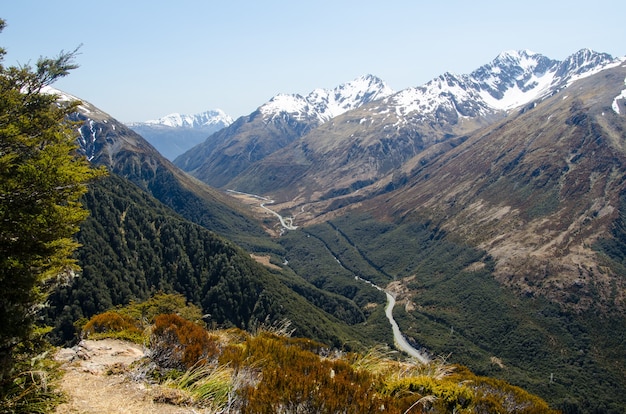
top-left (51, 89), bottom-right (270, 249)
top-left (173, 74), bottom-right (394, 187)
top-left (223, 50), bottom-right (624, 206)
top-left (44, 89), bottom-right (392, 350)
top-left (127, 109), bottom-right (232, 160)
top-left (365, 63), bottom-right (626, 312)
top-left (46, 174), bottom-right (376, 349)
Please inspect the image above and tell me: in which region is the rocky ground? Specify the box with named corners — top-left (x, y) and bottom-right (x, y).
top-left (54, 339), bottom-right (209, 414)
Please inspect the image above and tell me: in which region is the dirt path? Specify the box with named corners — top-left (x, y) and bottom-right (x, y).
top-left (54, 339), bottom-right (208, 414)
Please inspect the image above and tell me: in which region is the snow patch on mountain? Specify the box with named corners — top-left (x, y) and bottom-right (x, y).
top-left (612, 77), bottom-right (626, 115)
top-left (479, 70), bottom-right (556, 110)
top-left (260, 74), bottom-right (394, 123)
top-left (261, 94), bottom-right (311, 120)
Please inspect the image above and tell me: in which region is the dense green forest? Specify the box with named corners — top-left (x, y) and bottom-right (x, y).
top-left (46, 174), bottom-right (382, 349)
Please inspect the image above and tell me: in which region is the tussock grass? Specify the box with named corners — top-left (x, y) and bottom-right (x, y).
top-left (0, 360), bottom-right (65, 414)
top-left (158, 363), bottom-right (233, 410)
top-left (79, 297), bottom-right (559, 413)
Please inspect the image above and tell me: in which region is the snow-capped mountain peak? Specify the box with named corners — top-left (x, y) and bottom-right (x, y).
top-left (259, 74), bottom-right (394, 123)
top-left (493, 49), bottom-right (539, 67)
top-left (126, 110), bottom-right (234, 160)
top-left (388, 49), bottom-right (625, 120)
top-left (557, 48), bottom-right (624, 83)
top-left (260, 94), bottom-right (311, 120)
top-left (132, 109), bottom-right (233, 129)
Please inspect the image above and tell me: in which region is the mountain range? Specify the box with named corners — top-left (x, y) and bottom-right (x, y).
top-left (126, 109), bottom-right (233, 160)
top-left (174, 49), bottom-right (623, 203)
top-left (173, 74), bottom-right (394, 188)
top-left (48, 48), bottom-right (626, 412)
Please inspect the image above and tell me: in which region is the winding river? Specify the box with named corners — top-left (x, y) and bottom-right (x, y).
top-left (227, 189), bottom-right (297, 231)
top-left (356, 277), bottom-right (430, 362)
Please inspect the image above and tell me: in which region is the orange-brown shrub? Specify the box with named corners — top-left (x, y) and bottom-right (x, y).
top-left (224, 332), bottom-right (407, 414)
top-left (151, 313), bottom-right (219, 370)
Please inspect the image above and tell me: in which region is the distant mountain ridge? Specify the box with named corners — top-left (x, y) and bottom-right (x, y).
top-left (128, 109), bottom-right (233, 129)
top-left (387, 48), bottom-right (622, 122)
top-left (174, 74), bottom-right (394, 187)
top-left (126, 110), bottom-right (233, 160)
top-left (259, 74), bottom-right (394, 123)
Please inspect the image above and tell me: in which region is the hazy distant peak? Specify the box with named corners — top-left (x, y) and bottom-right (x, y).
top-left (129, 109), bottom-right (234, 129)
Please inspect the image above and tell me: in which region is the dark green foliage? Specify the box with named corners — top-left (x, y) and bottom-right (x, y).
top-left (46, 174), bottom-right (378, 351)
top-left (295, 213), bottom-right (626, 412)
top-left (0, 20), bottom-right (102, 412)
top-left (47, 174), bottom-right (266, 341)
top-left (278, 228), bottom-right (392, 345)
top-left (280, 225), bottom-right (389, 299)
top-left (0, 49), bottom-right (92, 373)
top-left (278, 274), bottom-right (366, 325)
top-left (69, 107), bottom-right (279, 254)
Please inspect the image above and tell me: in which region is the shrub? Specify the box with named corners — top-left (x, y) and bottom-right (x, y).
top-left (0, 329), bottom-right (65, 414)
top-left (382, 375), bottom-right (474, 413)
top-left (151, 314), bottom-right (219, 370)
top-left (158, 364), bottom-right (232, 410)
top-left (81, 311), bottom-right (143, 342)
top-left (119, 292), bottom-right (205, 328)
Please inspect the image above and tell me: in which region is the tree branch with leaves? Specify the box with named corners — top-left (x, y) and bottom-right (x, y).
top-left (0, 17), bottom-right (104, 396)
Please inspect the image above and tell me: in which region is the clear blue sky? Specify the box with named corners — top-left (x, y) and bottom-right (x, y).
top-left (2, 1), bottom-right (625, 122)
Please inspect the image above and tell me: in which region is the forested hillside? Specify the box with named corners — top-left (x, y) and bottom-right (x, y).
top-left (45, 174), bottom-right (383, 350)
top-left (299, 214), bottom-right (626, 412)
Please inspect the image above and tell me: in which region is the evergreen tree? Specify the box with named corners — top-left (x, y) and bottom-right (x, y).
top-left (0, 18), bottom-right (103, 383)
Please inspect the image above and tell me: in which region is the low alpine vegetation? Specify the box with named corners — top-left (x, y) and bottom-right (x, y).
top-left (78, 294), bottom-right (558, 413)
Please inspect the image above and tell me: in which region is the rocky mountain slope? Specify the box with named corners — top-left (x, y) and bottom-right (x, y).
top-left (127, 109), bottom-right (233, 160)
top-left (45, 88), bottom-right (391, 349)
top-left (217, 50), bottom-right (624, 205)
top-left (48, 88), bottom-right (268, 249)
top-left (173, 74), bottom-right (394, 187)
top-left (364, 62), bottom-right (626, 312)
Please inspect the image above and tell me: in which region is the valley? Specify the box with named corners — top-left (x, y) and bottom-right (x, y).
top-left (229, 188), bottom-right (428, 361)
top-left (226, 189), bottom-right (298, 233)
top-left (39, 49), bottom-right (626, 412)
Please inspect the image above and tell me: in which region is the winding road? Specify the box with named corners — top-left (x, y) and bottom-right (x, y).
top-left (227, 189), bottom-right (297, 231)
